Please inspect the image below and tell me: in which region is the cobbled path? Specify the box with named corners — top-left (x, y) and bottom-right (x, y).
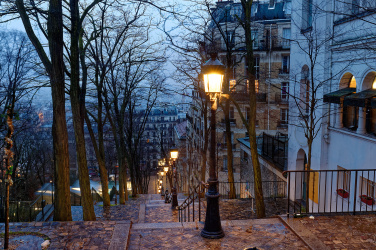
top-left (2, 193), bottom-right (376, 249)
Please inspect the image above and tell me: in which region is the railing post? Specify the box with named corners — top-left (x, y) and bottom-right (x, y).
top-left (287, 172), bottom-right (290, 217)
top-left (199, 185), bottom-right (201, 222)
top-left (353, 171), bottom-right (358, 215)
top-left (193, 191), bottom-right (195, 222)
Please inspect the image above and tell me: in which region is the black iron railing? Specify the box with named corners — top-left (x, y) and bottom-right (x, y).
top-left (91, 187), bottom-right (103, 204)
top-left (285, 169), bottom-right (376, 217)
top-left (71, 192), bottom-right (82, 206)
top-left (218, 181), bottom-right (287, 199)
top-left (178, 183), bottom-right (206, 222)
top-left (260, 132), bottom-right (288, 171)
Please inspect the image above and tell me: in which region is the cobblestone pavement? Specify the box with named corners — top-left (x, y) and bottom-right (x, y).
top-left (0, 221), bottom-right (118, 249)
top-left (3, 193), bottom-right (376, 249)
top-left (128, 219), bottom-right (308, 250)
top-left (71, 196), bottom-right (147, 222)
top-left (144, 197), bottom-right (287, 223)
top-left (282, 214), bottom-right (376, 249)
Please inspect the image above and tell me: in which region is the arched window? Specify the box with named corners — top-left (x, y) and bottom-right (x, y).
top-left (343, 76), bottom-right (358, 130)
top-left (300, 65), bottom-right (310, 116)
top-left (365, 76), bottom-right (376, 135)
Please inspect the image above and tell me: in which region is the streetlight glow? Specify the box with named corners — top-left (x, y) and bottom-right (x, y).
top-left (203, 74), bottom-right (224, 93)
top-left (202, 53), bottom-right (225, 94)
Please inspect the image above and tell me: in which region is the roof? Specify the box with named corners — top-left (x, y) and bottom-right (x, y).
top-left (209, 0), bottom-right (290, 28)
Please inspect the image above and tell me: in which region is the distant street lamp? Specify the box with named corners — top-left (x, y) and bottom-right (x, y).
top-left (170, 147), bottom-right (179, 209)
top-left (201, 52), bottom-right (225, 239)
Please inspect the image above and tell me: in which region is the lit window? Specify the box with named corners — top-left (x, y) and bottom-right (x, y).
top-left (372, 77), bottom-right (376, 89)
top-left (230, 80), bottom-right (236, 92)
top-left (349, 76), bottom-right (357, 88)
top-left (246, 80), bottom-right (259, 93)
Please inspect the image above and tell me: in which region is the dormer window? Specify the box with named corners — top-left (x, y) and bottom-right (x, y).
top-left (269, 0), bottom-right (275, 9)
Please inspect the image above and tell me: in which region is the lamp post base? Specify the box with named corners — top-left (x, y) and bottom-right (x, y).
top-left (201, 191), bottom-right (224, 239)
top-left (171, 187), bottom-right (178, 209)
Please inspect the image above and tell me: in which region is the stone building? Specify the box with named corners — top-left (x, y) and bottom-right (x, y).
top-left (287, 0), bottom-right (376, 213)
top-left (188, 0), bottom-right (291, 185)
top-left (142, 106), bottom-right (179, 169)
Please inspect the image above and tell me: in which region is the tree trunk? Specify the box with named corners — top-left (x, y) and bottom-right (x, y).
top-left (48, 0), bottom-right (72, 221)
top-left (241, 0), bottom-right (266, 218)
top-left (224, 99), bottom-right (236, 199)
top-left (84, 112), bottom-right (110, 206)
top-left (4, 107), bottom-right (14, 250)
top-left (69, 0), bottom-right (95, 221)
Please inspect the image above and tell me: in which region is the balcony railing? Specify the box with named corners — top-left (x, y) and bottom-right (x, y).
top-left (284, 169), bottom-right (376, 217)
top-left (279, 68), bottom-right (290, 75)
top-left (274, 93), bottom-right (289, 104)
top-left (259, 132), bottom-right (288, 171)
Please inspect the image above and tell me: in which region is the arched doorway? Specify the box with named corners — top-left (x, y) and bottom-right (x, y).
top-left (296, 149), bottom-right (308, 203)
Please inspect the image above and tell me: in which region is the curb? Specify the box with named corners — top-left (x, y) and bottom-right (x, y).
top-left (277, 215), bottom-right (313, 250)
top-left (126, 221), bottom-right (133, 250)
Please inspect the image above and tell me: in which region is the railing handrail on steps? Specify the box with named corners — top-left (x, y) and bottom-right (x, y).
top-left (178, 182), bottom-right (206, 222)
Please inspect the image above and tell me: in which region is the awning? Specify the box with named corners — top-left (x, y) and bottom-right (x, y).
top-left (323, 88), bottom-right (356, 104)
top-left (344, 88), bottom-right (376, 107)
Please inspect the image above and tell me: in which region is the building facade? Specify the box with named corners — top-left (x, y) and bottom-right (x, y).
top-left (288, 0), bottom-right (376, 212)
top-left (188, 0), bottom-right (291, 185)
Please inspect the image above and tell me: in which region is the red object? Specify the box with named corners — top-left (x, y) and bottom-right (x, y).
top-left (336, 189), bottom-right (349, 198)
top-left (360, 195), bottom-right (375, 206)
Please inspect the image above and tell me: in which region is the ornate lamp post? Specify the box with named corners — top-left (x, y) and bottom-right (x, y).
top-left (170, 147), bottom-right (179, 208)
top-left (201, 52), bottom-right (225, 239)
top-left (158, 159), bottom-right (166, 194)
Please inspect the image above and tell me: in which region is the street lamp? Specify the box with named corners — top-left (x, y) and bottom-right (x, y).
top-left (170, 147), bottom-right (179, 209)
top-left (201, 52), bottom-right (225, 239)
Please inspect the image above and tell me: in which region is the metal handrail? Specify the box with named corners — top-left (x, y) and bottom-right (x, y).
top-left (284, 169), bottom-right (376, 217)
top-left (178, 182), bottom-right (206, 222)
top-left (91, 187), bottom-right (103, 204)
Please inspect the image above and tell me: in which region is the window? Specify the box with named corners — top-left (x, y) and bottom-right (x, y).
top-left (230, 80), bottom-right (236, 92)
top-left (226, 30), bottom-right (235, 48)
top-left (337, 166), bottom-right (350, 192)
top-left (302, 0), bottom-right (313, 29)
top-left (223, 156), bottom-right (228, 172)
top-left (282, 28), bottom-right (291, 49)
top-left (360, 176), bottom-right (375, 199)
top-left (300, 65), bottom-right (310, 115)
top-left (230, 106), bottom-right (235, 119)
top-left (251, 30), bottom-right (259, 48)
top-left (254, 57), bottom-right (260, 79)
top-left (343, 76), bottom-right (358, 130)
top-left (268, 0), bottom-right (275, 9)
top-left (282, 56), bottom-right (290, 74)
top-left (280, 109), bottom-right (288, 126)
top-left (246, 107), bottom-right (250, 123)
top-left (281, 82), bottom-right (289, 101)
top-left (246, 80), bottom-right (259, 93)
